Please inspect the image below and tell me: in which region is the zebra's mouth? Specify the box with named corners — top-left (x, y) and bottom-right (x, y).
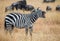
top-left (42, 11), bottom-right (46, 18)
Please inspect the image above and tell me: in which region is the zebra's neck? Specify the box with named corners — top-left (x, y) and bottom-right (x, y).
top-left (30, 13), bottom-right (38, 23)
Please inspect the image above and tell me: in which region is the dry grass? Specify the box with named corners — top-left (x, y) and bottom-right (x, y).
top-left (0, 0), bottom-right (60, 41)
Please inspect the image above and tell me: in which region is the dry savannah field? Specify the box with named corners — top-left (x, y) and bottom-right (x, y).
top-left (0, 0), bottom-right (60, 41)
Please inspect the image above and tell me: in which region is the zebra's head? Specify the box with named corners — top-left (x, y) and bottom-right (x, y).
top-left (32, 8), bottom-right (46, 18)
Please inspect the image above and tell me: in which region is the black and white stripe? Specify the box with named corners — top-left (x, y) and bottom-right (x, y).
top-left (4, 8), bottom-right (46, 36)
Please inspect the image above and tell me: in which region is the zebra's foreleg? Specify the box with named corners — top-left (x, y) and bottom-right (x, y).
top-left (29, 27), bottom-right (33, 41)
top-left (29, 27), bottom-right (33, 36)
top-left (25, 27), bottom-right (28, 36)
top-left (25, 27), bottom-right (28, 41)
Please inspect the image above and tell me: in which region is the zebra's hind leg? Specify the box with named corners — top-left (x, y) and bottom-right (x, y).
top-left (4, 27), bottom-right (13, 38)
top-left (4, 29), bottom-right (8, 35)
top-left (8, 26), bottom-right (14, 38)
top-left (5, 24), bottom-right (14, 38)
top-left (29, 27), bottom-right (33, 41)
top-left (9, 27), bottom-right (13, 35)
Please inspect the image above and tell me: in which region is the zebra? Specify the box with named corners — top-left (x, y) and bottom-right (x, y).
top-left (4, 8), bottom-right (46, 38)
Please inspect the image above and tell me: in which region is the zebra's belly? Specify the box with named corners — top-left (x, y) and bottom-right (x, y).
top-left (15, 22), bottom-right (32, 28)
top-left (15, 22), bottom-right (26, 28)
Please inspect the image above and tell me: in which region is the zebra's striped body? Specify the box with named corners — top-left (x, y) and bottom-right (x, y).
top-left (4, 8), bottom-right (46, 36)
top-left (5, 13), bottom-right (33, 28)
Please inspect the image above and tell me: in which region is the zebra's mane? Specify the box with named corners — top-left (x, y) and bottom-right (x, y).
top-left (29, 9), bottom-right (39, 23)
